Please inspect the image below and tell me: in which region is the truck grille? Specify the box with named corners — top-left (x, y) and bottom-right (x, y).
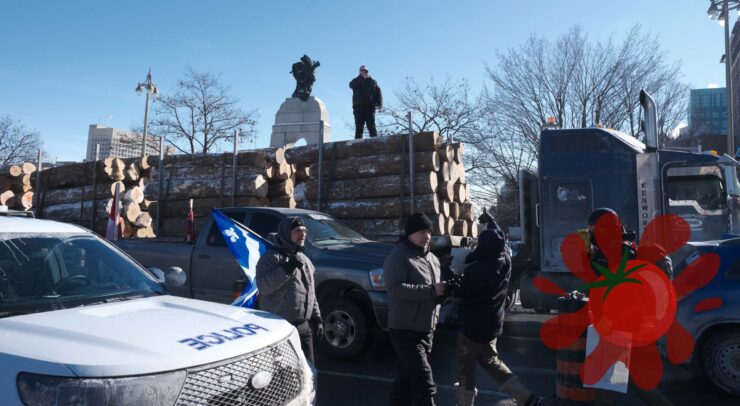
top-left (176, 339), bottom-right (303, 406)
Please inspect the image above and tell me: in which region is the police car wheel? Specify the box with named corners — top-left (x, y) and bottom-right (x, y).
top-left (318, 296), bottom-right (369, 360)
top-left (701, 328), bottom-right (740, 396)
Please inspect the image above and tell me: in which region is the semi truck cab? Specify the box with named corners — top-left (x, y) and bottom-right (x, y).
top-left (517, 90), bottom-right (740, 312)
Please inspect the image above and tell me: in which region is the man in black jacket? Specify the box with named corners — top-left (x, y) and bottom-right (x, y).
top-left (349, 65), bottom-right (382, 139)
top-left (454, 226), bottom-right (539, 406)
top-left (255, 217), bottom-right (322, 364)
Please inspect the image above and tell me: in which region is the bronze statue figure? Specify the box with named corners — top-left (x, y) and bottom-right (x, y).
top-left (290, 55), bottom-right (320, 101)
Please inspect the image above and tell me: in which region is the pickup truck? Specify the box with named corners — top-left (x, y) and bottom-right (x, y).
top-left (115, 207), bottom-right (394, 359)
top-left (669, 236), bottom-right (740, 396)
top-left (0, 208), bottom-right (315, 405)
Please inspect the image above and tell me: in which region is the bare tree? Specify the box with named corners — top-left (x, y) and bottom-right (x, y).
top-left (481, 25), bottom-right (688, 222)
top-left (149, 68), bottom-right (258, 154)
top-left (0, 116), bottom-right (41, 166)
top-left (379, 76), bottom-right (482, 142)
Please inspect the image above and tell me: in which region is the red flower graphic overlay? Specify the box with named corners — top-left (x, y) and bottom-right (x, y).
top-left (538, 214), bottom-right (722, 390)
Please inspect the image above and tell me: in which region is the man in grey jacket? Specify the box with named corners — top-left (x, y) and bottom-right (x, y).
top-left (384, 213), bottom-right (446, 406)
top-left (256, 217), bottom-right (322, 363)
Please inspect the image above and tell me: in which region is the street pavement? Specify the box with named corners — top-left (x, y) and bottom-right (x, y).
top-left (314, 305), bottom-right (738, 406)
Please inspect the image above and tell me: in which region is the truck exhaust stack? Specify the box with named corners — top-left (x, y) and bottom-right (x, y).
top-left (640, 89), bottom-right (659, 150)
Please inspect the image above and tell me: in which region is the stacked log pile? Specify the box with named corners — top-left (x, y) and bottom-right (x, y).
top-left (0, 163), bottom-right (36, 211)
top-left (37, 157), bottom-right (157, 237)
top-left (286, 132), bottom-right (477, 241)
top-left (146, 148), bottom-right (288, 238)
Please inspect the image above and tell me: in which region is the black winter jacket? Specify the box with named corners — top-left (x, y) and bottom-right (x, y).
top-left (455, 228), bottom-right (511, 342)
top-left (349, 75), bottom-right (382, 109)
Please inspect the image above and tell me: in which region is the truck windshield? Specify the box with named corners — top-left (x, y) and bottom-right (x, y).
top-left (299, 214), bottom-right (366, 246)
top-left (0, 233), bottom-right (165, 318)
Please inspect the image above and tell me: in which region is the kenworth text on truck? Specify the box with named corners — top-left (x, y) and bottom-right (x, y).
top-left (515, 90), bottom-right (740, 312)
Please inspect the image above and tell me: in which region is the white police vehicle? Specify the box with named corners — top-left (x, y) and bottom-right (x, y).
top-left (0, 210), bottom-right (315, 405)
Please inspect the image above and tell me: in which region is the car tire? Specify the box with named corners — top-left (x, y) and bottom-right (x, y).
top-left (701, 328), bottom-right (740, 396)
top-left (318, 296), bottom-right (370, 360)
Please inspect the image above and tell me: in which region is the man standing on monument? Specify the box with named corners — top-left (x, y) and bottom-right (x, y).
top-left (350, 65), bottom-right (382, 139)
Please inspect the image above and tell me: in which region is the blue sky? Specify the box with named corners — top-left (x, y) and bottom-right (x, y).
top-left (0, 0), bottom-right (731, 161)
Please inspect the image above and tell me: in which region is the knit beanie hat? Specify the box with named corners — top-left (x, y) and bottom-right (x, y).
top-left (405, 213), bottom-right (433, 236)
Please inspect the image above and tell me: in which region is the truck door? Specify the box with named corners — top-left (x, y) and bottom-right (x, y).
top-left (191, 212), bottom-right (249, 304)
top-left (518, 169), bottom-right (540, 268)
top-left (663, 164), bottom-right (729, 241)
top-left (539, 177), bottom-right (593, 272)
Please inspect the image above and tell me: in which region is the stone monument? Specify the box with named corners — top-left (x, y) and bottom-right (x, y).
top-left (270, 55), bottom-right (331, 148)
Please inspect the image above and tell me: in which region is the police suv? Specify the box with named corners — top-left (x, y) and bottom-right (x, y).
top-left (0, 209), bottom-right (315, 405)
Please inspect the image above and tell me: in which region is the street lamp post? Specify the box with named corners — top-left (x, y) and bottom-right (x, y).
top-left (708, 0), bottom-right (739, 156)
top-left (135, 69), bottom-right (159, 157)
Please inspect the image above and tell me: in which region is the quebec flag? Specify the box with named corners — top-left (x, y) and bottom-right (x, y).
top-left (212, 208), bottom-right (271, 308)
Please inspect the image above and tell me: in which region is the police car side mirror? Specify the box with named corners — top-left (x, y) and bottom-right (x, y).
top-left (148, 267), bottom-right (166, 284)
top-left (165, 267), bottom-right (187, 288)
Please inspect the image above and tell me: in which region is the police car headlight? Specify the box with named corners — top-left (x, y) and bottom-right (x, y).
top-left (17, 370), bottom-right (186, 405)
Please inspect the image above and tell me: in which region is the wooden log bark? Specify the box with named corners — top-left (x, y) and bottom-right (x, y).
top-left (121, 220), bottom-right (134, 239)
top-left (10, 174), bottom-right (32, 193)
top-left (273, 162), bottom-right (292, 181)
top-left (148, 175), bottom-right (268, 200)
top-left (285, 132), bottom-right (442, 166)
top-left (439, 161), bottom-right (451, 182)
top-left (103, 157), bottom-right (125, 181)
top-left (1, 190), bottom-right (15, 207)
top-left (125, 162), bottom-right (140, 183)
top-left (110, 181), bottom-right (126, 197)
top-left (446, 217), bottom-right (455, 235)
top-left (270, 197), bottom-right (297, 208)
top-left (22, 162), bottom-right (36, 175)
top-left (460, 202), bottom-right (475, 222)
top-left (453, 219), bottom-right (468, 236)
top-left (122, 202), bottom-right (142, 223)
top-left (448, 162), bottom-right (461, 184)
top-left (7, 165), bottom-right (22, 177)
top-left (305, 172), bottom-right (437, 200)
top-left (38, 161), bottom-right (99, 189)
top-left (452, 142), bottom-right (464, 164)
top-left (0, 175), bottom-right (11, 190)
top-left (457, 163), bottom-right (466, 184)
top-left (123, 186), bottom-right (145, 204)
top-left (440, 200), bottom-right (450, 218)
top-left (134, 226), bottom-right (155, 239)
top-left (16, 192), bottom-right (33, 210)
top-left (134, 212), bottom-right (153, 228)
top-left (295, 166), bottom-right (311, 182)
top-left (161, 165), bottom-right (269, 182)
top-left (150, 197), bottom-right (268, 220)
top-left (454, 183), bottom-right (467, 204)
top-left (449, 202), bottom-right (460, 220)
top-left (468, 221), bottom-right (478, 237)
top-left (39, 183), bottom-right (120, 207)
top-left (268, 179), bottom-right (294, 198)
top-left (438, 144), bottom-right (454, 162)
top-left (307, 151), bottom-right (440, 181)
top-left (438, 181), bottom-right (455, 202)
top-left (41, 199), bottom-right (109, 223)
top-left (306, 194), bottom-right (440, 219)
top-left (432, 214), bottom-right (446, 235)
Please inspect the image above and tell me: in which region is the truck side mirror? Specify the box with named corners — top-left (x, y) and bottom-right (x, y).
top-left (165, 267), bottom-right (187, 288)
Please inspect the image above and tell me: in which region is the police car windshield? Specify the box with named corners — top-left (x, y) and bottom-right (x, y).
top-left (300, 214), bottom-right (366, 246)
top-left (0, 233), bottom-right (165, 318)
